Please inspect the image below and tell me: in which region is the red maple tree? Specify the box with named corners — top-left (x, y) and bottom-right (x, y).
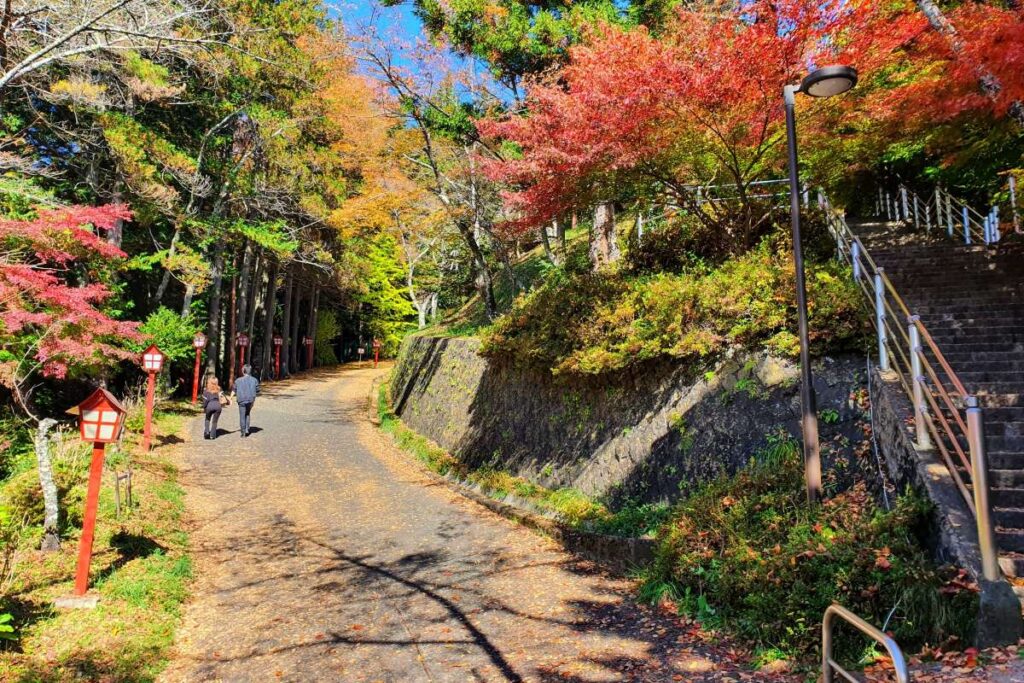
top-left (478, 0), bottom-right (914, 242)
top-left (0, 204), bottom-right (141, 414)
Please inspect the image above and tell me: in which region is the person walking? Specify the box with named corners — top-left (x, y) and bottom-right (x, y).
top-left (202, 377), bottom-right (229, 440)
top-left (234, 364), bottom-right (259, 438)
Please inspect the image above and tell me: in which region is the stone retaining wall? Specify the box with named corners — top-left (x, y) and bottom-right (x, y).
top-left (390, 334), bottom-right (866, 505)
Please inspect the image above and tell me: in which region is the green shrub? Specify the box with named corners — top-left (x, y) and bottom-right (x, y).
top-left (641, 451), bottom-right (976, 662)
top-left (483, 238), bottom-right (866, 375)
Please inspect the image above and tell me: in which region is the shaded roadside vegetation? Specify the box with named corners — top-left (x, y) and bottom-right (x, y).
top-left (0, 403), bottom-right (193, 682)
top-left (639, 449), bottom-right (978, 664)
top-left (378, 383), bottom-right (671, 538)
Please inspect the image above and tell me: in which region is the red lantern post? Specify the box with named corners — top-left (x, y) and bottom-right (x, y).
top-left (73, 388), bottom-right (126, 597)
top-left (373, 338), bottom-right (382, 368)
top-left (191, 332), bottom-right (207, 404)
top-left (236, 332), bottom-right (250, 372)
top-left (140, 344), bottom-right (164, 452)
top-left (273, 334), bottom-right (283, 379)
top-left (303, 336), bottom-right (314, 370)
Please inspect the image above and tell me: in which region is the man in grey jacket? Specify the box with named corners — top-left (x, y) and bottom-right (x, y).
top-left (234, 365), bottom-right (260, 437)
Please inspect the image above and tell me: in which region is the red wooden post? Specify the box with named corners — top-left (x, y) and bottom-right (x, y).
top-left (273, 334), bottom-right (283, 379)
top-left (142, 371), bottom-right (155, 451)
top-left (236, 333), bottom-right (250, 376)
top-left (74, 443), bottom-right (106, 595)
top-left (191, 348), bottom-right (201, 404)
top-left (373, 339), bottom-right (381, 368)
top-left (140, 344), bottom-right (164, 452)
top-left (191, 332), bottom-right (206, 405)
top-left (72, 388), bottom-right (125, 598)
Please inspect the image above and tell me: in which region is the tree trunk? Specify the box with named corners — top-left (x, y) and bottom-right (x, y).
top-left (589, 201), bottom-right (620, 270)
top-left (246, 253), bottom-right (263, 342)
top-left (227, 270), bottom-right (238, 389)
top-left (35, 418), bottom-right (60, 551)
top-left (540, 223), bottom-right (557, 265)
top-left (180, 283), bottom-right (195, 318)
top-left (455, 221), bottom-right (496, 320)
top-left (154, 225), bottom-right (181, 305)
top-left (262, 261), bottom-right (278, 374)
top-left (205, 247), bottom-right (225, 380)
top-left (281, 270), bottom-right (293, 376)
top-left (108, 185), bottom-right (125, 249)
top-left (289, 281), bottom-right (302, 372)
top-left (306, 285), bottom-right (318, 369)
top-left (236, 241), bottom-right (253, 345)
top-left (310, 287), bottom-right (321, 368)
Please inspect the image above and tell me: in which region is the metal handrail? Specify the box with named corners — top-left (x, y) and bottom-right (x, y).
top-left (878, 184), bottom-right (1001, 245)
top-left (823, 604), bottom-right (910, 683)
top-left (818, 190), bottom-right (1001, 582)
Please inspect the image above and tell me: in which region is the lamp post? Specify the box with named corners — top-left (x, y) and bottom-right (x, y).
top-left (373, 339), bottom-right (382, 368)
top-left (784, 65), bottom-right (858, 504)
top-left (236, 332), bottom-right (250, 373)
top-left (140, 344), bottom-right (165, 452)
top-left (191, 332), bottom-right (207, 404)
top-left (272, 335), bottom-right (284, 382)
top-left (73, 388), bottom-right (126, 598)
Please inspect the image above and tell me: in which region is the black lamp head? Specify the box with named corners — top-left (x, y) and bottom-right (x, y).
top-left (799, 65), bottom-right (858, 98)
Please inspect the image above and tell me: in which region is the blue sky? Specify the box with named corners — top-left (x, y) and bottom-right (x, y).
top-left (337, 1), bottom-right (424, 44)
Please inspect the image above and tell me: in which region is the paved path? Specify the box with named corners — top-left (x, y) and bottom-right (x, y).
top-left (160, 365), bottom-right (765, 683)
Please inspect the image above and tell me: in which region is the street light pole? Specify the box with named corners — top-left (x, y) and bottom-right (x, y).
top-left (784, 84), bottom-right (822, 503)
top-left (783, 65), bottom-right (858, 504)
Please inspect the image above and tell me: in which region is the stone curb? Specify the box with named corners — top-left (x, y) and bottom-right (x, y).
top-left (369, 380), bottom-right (656, 574)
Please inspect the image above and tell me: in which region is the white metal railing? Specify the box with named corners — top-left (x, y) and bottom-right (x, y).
top-left (823, 604), bottom-right (910, 683)
top-left (877, 185), bottom-right (1003, 245)
top-left (818, 190), bottom-right (1001, 582)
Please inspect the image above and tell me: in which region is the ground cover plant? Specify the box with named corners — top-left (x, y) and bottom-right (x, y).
top-left (640, 448), bottom-right (978, 664)
top-left (0, 402), bottom-right (194, 681)
top-left (481, 226), bottom-right (867, 375)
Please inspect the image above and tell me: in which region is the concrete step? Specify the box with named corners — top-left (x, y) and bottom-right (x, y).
top-left (989, 452), bottom-right (1024, 469)
top-left (992, 488), bottom-right (1024, 508)
top-left (995, 507), bottom-right (1024, 529)
top-left (997, 529), bottom-right (1024, 553)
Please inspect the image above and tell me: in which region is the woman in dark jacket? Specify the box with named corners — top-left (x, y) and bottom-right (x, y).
top-left (202, 377), bottom-right (228, 440)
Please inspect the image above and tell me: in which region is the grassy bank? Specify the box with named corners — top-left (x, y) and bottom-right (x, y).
top-left (639, 451), bottom-right (978, 665)
top-left (0, 402), bottom-right (195, 682)
top-left (377, 383), bottom-right (669, 537)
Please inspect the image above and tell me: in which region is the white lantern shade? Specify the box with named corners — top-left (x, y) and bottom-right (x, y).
top-left (237, 334), bottom-right (250, 348)
top-left (193, 332), bottom-right (207, 349)
top-left (273, 335), bottom-right (283, 346)
top-left (76, 388), bottom-right (126, 444)
top-left (141, 344), bottom-right (165, 372)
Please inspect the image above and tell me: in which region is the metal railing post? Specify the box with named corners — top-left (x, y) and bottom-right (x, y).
top-left (886, 192), bottom-right (893, 220)
top-left (852, 241), bottom-right (861, 281)
top-left (901, 186), bottom-right (909, 220)
top-left (1010, 175), bottom-right (1019, 233)
top-left (908, 319), bottom-right (931, 450)
top-left (823, 604), bottom-right (910, 683)
top-left (875, 271), bottom-right (889, 370)
top-left (913, 195), bottom-right (920, 229)
top-left (925, 204), bottom-right (931, 231)
top-left (994, 206), bottom-right (1001, 242)
top-left (946, 194), bottom-right (954, 236)
top-left (984, 214), bottom-right (991, 244)
top-left (963, 206), bottom-right (971, 244)
top-left (935, 188), bottom-right (943, 230)
top-left (966, 396), bottom-right (1000, 582)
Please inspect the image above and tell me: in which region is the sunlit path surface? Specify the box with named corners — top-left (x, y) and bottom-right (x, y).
top-left (159, 365), bottom-right (769, 683)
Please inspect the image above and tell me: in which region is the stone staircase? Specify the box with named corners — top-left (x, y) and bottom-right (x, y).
top-left (853, 221), bottom-right (1024, 583)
